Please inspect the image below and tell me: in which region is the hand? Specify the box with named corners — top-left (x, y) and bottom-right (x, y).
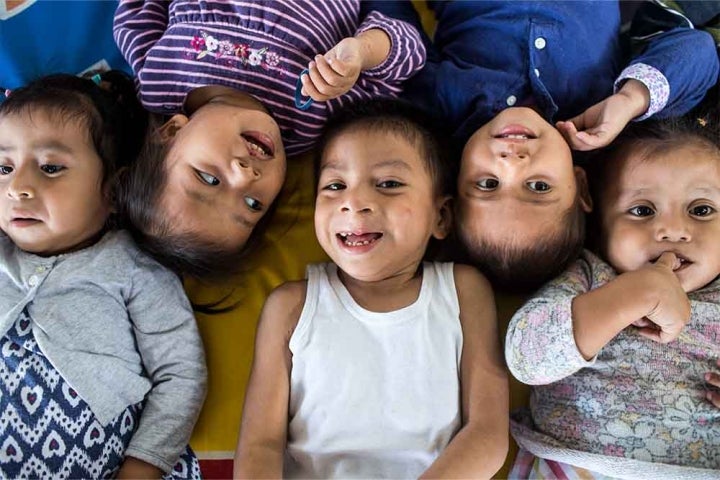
top-left (300, 37), bottom-right (363, 102)
top-left (705, 359), bottom-right (720, 408)
top-left (632, 252), bottom-right (691, 344)
top-left (556, 79), bottom-right (650, 151)
top-left (117, 456), bottom-right (163, 479)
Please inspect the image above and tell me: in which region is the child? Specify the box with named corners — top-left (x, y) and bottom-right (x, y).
top-left (0, 74), bottom-right (207, 479)
top-left (233, 100), bottom-right (508, 478)
top-left (379, 0), bottom-right (719, 291)
top-left (113, 0), bottom-right (426, 279)
top-left (505, 115), bottom-right (720, 478)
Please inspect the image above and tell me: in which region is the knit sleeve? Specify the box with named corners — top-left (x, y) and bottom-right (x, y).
top-left (505, 256), bottom-right (596, 386)
top-left (354, 9), bottom-right (426, 84)
top-left (124, 253), bottom-right (207, 472)
top-left (113, 0), bottom-right (169, 76)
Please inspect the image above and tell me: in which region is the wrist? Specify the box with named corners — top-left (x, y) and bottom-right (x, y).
top-left (617, 79), bottom-right (651, 119)
top-left (356, 28), bottom-right (391, 70)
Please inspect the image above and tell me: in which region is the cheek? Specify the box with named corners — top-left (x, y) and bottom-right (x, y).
top-left (604, 224), bottom-right (646, 270)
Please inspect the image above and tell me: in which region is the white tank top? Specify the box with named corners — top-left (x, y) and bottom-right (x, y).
top-left (285, 262), bottom-right (463, 479)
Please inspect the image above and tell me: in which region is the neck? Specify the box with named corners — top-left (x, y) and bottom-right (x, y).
top-left (337, 263), bottom-right (424, 313)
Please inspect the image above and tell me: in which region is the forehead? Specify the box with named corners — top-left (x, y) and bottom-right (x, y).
top-left (321, 127), bottom-right (426, 171)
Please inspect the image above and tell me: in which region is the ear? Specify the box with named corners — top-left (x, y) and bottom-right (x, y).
top-left (157, 114), bottom-right (189, 143)
top-left (432, 195), bottom-right (454, 240)
top-left (574, 166), bottom-right (593, 213)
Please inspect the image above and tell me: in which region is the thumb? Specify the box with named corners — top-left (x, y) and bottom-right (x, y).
top-left (655, 251), bottom-right (680, 270)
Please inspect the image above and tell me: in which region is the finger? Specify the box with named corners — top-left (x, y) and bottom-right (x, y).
top-left (324, 54), bottom-right (353, 77)
top-left (654, 251), bottom-right (680, 270)
top-left (706, 390), bottom-right (720, 409)
top-left (306, 61), bottom-right (337, 99)
top-left (556, 121), bottom-right (586, 150)
top-left (313, 55), bottom-right (344, 86)
top-left (300, 71), bottom-right (329, 102)
top-left (706, 372), bottom-right (720, 388)
top-left (574, 130), bottom-right (608, 149)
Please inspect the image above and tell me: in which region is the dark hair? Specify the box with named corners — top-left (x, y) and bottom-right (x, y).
top-left (0, 71), bottom-right (147, 203)
top-left (315, 98), bottom-right (457, 198)
top-left (459, 197), bottom-right (587, 294)
top-left (117, 114), bottom-right (277, 280)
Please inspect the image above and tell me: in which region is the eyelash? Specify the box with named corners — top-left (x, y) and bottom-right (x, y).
top-left (0, 165), bottom-right (66, 175)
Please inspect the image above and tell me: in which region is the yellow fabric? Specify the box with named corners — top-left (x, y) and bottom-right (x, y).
top-left (186, 4), bottom-right (532, 478)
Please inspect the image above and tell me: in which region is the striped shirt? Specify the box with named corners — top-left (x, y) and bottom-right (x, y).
top-left (114, 0), bottom-right (426, 157)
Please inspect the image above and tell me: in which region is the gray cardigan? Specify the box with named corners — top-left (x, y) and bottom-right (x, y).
top-left (0, 230), bottom-right (207, 472)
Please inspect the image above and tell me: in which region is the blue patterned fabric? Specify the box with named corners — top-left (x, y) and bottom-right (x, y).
top-left (0, 309), bottom-right (201, 479)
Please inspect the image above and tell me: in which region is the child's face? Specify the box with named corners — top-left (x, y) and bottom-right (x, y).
top-left (457, 107), bottom-right (589, 251)
top-left (315, 129), bottom-right (449, 282)
top-left (601, 143), bottom-right (720, 292)
top-left (0, 112), bottom-right (110, 255)
top-left (160, 101), bottom-right (286, 250)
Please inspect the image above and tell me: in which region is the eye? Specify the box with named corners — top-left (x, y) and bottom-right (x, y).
top-left (377, 180), bottom-right (404, 188)
top-left (40, 164), bottom-right (65, 175)
top-left (196, 170), bottom-right (220, 186)
top-left (690, 204), bottom-right (715, 217)
top-left (527, 181), bottom-right (551, 192)
top-left (628, 205), bottom-right (655, 217)
top-left (244, 196), bottom-right (263, 212)
top-left (322, 182), bottom-right (345, 191)
top-left (476, 178), bottom-right (499, 191)
top-left (0, 165), bottom-right (13, 175)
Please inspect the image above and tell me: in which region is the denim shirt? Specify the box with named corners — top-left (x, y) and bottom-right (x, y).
top-left (382, 0), bottom-right (719, 140)
top-left (0, 230), bottom-right (207, 472)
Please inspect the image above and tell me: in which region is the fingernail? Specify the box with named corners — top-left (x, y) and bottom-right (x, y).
top-left (706, 373), bottom-right (711, 381)
top-left (308, 61), bottom-right (315, 69)
top-left (707, 391), bottom-right (713, 401)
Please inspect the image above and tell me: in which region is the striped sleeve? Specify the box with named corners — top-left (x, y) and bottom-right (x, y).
top-left (355, 9), bottom-right (426, 84)
top-left (113, 0), bottom-right (170, 75)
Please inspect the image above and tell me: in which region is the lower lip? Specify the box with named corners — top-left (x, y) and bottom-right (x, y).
top-left (336, 236), bottom-right (380, 254)
top-left (10, 219), bottom-right (40, 227)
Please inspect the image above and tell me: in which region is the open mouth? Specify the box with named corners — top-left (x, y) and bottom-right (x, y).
top-left (493, 125), bottom-right (537, 140)
top-left (652, 253), bottom-right (692, 271)
top-left (337, 232), bottom-right (383, 247)
top-left (241, 132), bottom-right (275, 157)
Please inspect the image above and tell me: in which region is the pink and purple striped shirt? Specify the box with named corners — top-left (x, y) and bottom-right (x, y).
top-left (114, 0), bottom-right (426, 157)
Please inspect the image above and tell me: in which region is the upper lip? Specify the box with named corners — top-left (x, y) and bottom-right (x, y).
top-left (10, 210), bottom-right (39, 221)
top-left (241, 131), bottom-right (275, 157)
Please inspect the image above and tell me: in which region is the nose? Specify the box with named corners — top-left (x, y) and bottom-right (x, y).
top-left (340, 186), bottom-right (375, 214)
top-left (497, 143), bottom-right (529, 160)
top-left (6, 167), bottom-right (35, 200)
top-left (230, 157), bottom-right (261, 187)
top-left (655, 214), bottom-right (691, 242)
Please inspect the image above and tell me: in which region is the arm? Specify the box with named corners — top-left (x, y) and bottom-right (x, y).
top-left (420, 265), bottom-right (508, 479)
top-left (300, 7), bottom-right (426, 102)
top-left (234, 281), bottom-right (306, 478)
top-left (113, 0), bottom-right (169, 75)
top-left (557, 1), bottom-right (719, 150)
top-left (122, 255), bottom-right (208, 473)
top-left (506, 252), bottom-right (691, 385)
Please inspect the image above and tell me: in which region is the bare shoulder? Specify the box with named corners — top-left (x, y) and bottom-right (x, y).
top-left (452, 263), bottom-right (494, 303)
top-left (259, 280), bottom-right (309, 340)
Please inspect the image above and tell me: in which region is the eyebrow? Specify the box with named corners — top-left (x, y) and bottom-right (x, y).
top-left (0, 141), bottom-right (74, 154)
top-left (184, 187), bottom-right (255, 229)
top-left (321, 158), bottom-right (412, 173)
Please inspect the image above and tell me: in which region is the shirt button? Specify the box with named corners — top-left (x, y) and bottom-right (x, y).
top-left (534, 68), bottom-right (540, 78)
top-left (506, 95), bottom-right (517, 106)
top-left (28, 275), bottom-right (38, 287)
top-left (534, 37), bottom-right (547, 50)
top-left (36, 266), bottom-right (46, 273)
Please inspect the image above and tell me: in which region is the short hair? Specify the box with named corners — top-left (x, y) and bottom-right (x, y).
top-left (117, 115), bottom-right (277, 280)
top-left (0, 71), bottom-right (146, 201)
top-left (315, 98), bottom-right (457, 198)
top-left (459, 197), bottom-right (586, 294)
